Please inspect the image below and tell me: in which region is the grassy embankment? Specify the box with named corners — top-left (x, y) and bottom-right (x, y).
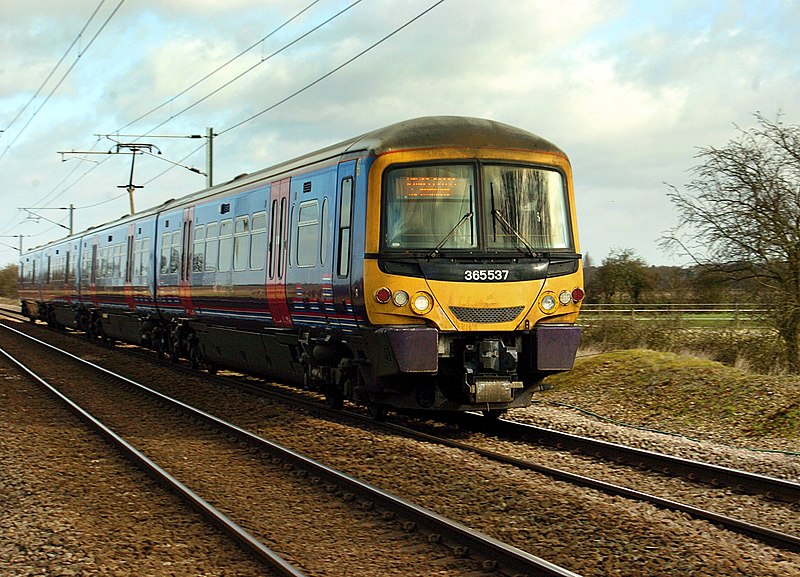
top-left (542, 348), bottom-right (800, 450)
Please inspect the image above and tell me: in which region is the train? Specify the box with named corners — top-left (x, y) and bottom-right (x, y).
top-left (18, 116), bottom-right (584, 418)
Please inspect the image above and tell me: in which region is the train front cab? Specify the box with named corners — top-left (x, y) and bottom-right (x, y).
top-left (357, 141), bottom-right (583, 413)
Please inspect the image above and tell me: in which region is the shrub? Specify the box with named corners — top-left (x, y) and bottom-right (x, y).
top-left (580, 318), bottom-right (788, 374)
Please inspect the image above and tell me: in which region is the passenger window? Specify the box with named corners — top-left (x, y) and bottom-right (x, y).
top-left (193, 225), bottom-right (205, 273)
top-left (296, 200), bottom-right (320, 267)
top-left (140, 237), bottom-right (150, 277)
top-left (205, 223), bottom-right (218, 272)
top-left (233, 216), bottom-right (250, 272)
top-left (160, 233), bottom-right (171, 274)
top-left (169, 231), bottom-right (181, 274)
top-left (250, 211), bottom-right (267, 271)
top-left (218, 218), bottom-right (233, 272)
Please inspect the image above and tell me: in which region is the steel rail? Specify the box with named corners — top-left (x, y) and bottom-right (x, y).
top-left (369, 417), bottom-right (800, 552)
top-left (121, 360), bottom-right (800, 553)
top-left (0, 343), bottom-right (307, 577)
top-left (459, 414), bottom-right (800, 504)
top-left (0, 322), bottom-right (582, 577)
top-left (11, 314), bottom-right (799, 552)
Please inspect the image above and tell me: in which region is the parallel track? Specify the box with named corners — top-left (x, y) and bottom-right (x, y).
top-left (5, 308), bottom-right (799, 553)
top-left (225, 381), bottom-right (800, 552)
top-left (0, 320), bottom-right (582, 577)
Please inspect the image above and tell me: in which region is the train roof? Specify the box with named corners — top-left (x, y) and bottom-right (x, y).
top-left (23, 117), bottom-right (564, 253)
top-left (198, 116), bottom-right (566, 201)
top-left (343, 115), bottom-right (565, 157)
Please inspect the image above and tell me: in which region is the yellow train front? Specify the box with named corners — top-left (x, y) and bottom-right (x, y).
top-left (353, 117), bottom-right (583, 416)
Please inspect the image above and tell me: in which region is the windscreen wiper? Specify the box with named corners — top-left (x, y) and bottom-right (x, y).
top-left (490, 184), bottom-right (537, 257)
top-left (428, 211), bottom-right (473, 258)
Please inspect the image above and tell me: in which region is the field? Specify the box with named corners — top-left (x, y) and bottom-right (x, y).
top-left (579, 303), bottom-right (768, 330)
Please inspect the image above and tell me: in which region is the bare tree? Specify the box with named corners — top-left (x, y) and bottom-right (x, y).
top-left (663, 113), bottom-right (800, 370)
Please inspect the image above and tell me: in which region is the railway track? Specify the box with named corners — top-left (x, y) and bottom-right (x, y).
top-left (464, 415), bottom-right (800, 503)
top-left (198, 377), bottom-right (800, 552)
top-left (3, 310), bottom-right (799, 575)
top-left (0, 320), bottom-right (581, 577)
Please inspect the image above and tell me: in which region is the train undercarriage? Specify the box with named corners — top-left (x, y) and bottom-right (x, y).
top-left (22, 301), bottom-right (580, 418)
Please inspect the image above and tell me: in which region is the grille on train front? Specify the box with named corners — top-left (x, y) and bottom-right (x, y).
top-left (448, 305), bottom-right (525, 324)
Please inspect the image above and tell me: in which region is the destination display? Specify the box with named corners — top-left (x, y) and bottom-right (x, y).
top-left (394, 176), bottom-right (469, 199)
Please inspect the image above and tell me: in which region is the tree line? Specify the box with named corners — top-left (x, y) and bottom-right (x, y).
top-left (584, 249), bottom-right (759, 305)
top-left (0, 264), bottom-right (17, 299)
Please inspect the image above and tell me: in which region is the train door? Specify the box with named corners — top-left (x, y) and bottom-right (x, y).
top-left (124, 224), bottom-right (136, 310)
top-left (90, 238), bottom-right (98, 307)
top-left (332, 161), bottom-right (359, 331)
top-left (179, 207), bottom-right (197, 316)
top-left (267, 178), bottom-right (293, 328)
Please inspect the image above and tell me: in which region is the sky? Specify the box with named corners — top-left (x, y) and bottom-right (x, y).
top-left (0, 0), bottom-right (797, 269)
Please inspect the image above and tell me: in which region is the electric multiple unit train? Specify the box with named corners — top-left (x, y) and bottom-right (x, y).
top-left (18, 116), bottom-right (584, 417)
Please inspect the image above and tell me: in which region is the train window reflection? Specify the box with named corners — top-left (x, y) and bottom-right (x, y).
top-left (482, 166), bottom-right (570, 251)
top-left (384, 165), bottom-right (476, 250)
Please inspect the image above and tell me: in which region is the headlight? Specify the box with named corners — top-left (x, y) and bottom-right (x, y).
top-left (411, 291), bottom-right (433, 315)
top-left (540, 294), bottom-right (557, 313)
top-left (559, 290), bottom-right (572, 306)
top-left (393, 290), bottom-right (409, 307)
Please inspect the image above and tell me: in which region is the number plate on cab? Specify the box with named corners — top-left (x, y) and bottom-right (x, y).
top-left (464, 269), bottom-right (510, 281)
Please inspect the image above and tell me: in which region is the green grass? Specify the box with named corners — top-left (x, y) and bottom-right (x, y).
top-left (541, 349), bottom-right (800, 447)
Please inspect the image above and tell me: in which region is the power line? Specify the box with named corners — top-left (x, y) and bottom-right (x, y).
top-left (0, 138), bottom-right (105, 237)
top-left (0, 0), bottom-right (126, 162)
top-left (138, 0), bottom-right (363, 138)
top-left (5, 0), bottom-right (446, 243)
top-left (26, 0), bottom-right (356, 224)
top-left (2, 1), bottom-right (107, 136)
top-left (220, 0), bottom-right (446, 136)
top-left (136, 0), bottom-right (446, 185)
top-left (115, 0), bottom-right (324, 133)
top-left (25, 0), bottom-right (365, 214)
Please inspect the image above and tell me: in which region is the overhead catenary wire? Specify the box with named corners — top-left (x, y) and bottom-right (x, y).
top-left (219, 0), bottom-right (447, 136)
top-left (0, 0), bottom-right (121, 233)
top-left (1, 0), bottom-right (108, 138)
top-left (0, 138), bottom-right (105, 237)
top-left (137, 0), bottom-right (447, 185)
top-left (137, 0), bottom-right (364, 139)
top-left (11, 0), bottom-right (364, 228)
top-left (114, 0), bottom-right (325, 133)
top-left (139, 0), bottom-right (447, 184)
top-left (6, 0), bottom-right (446, 248)
top-left (0, 0), bottom-right (126, 163)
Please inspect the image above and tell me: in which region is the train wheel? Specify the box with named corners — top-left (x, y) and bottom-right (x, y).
top-left (367, 403), bottom-right (388, 421)
top-left (324, 384), bottom-right (344, 410)
top-left (482, 408), bottom-right (506, 420)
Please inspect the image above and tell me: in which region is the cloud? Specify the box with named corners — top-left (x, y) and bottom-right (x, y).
top-left (1, 0), bottom-right (799, 267)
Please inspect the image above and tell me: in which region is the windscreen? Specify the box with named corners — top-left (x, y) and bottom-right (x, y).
top-left (383, 163), bottom-right (571, 253)
top-left (482, 165), bottom-right (571, 251)
top-left (383, 164), bottom-right (477, 250)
